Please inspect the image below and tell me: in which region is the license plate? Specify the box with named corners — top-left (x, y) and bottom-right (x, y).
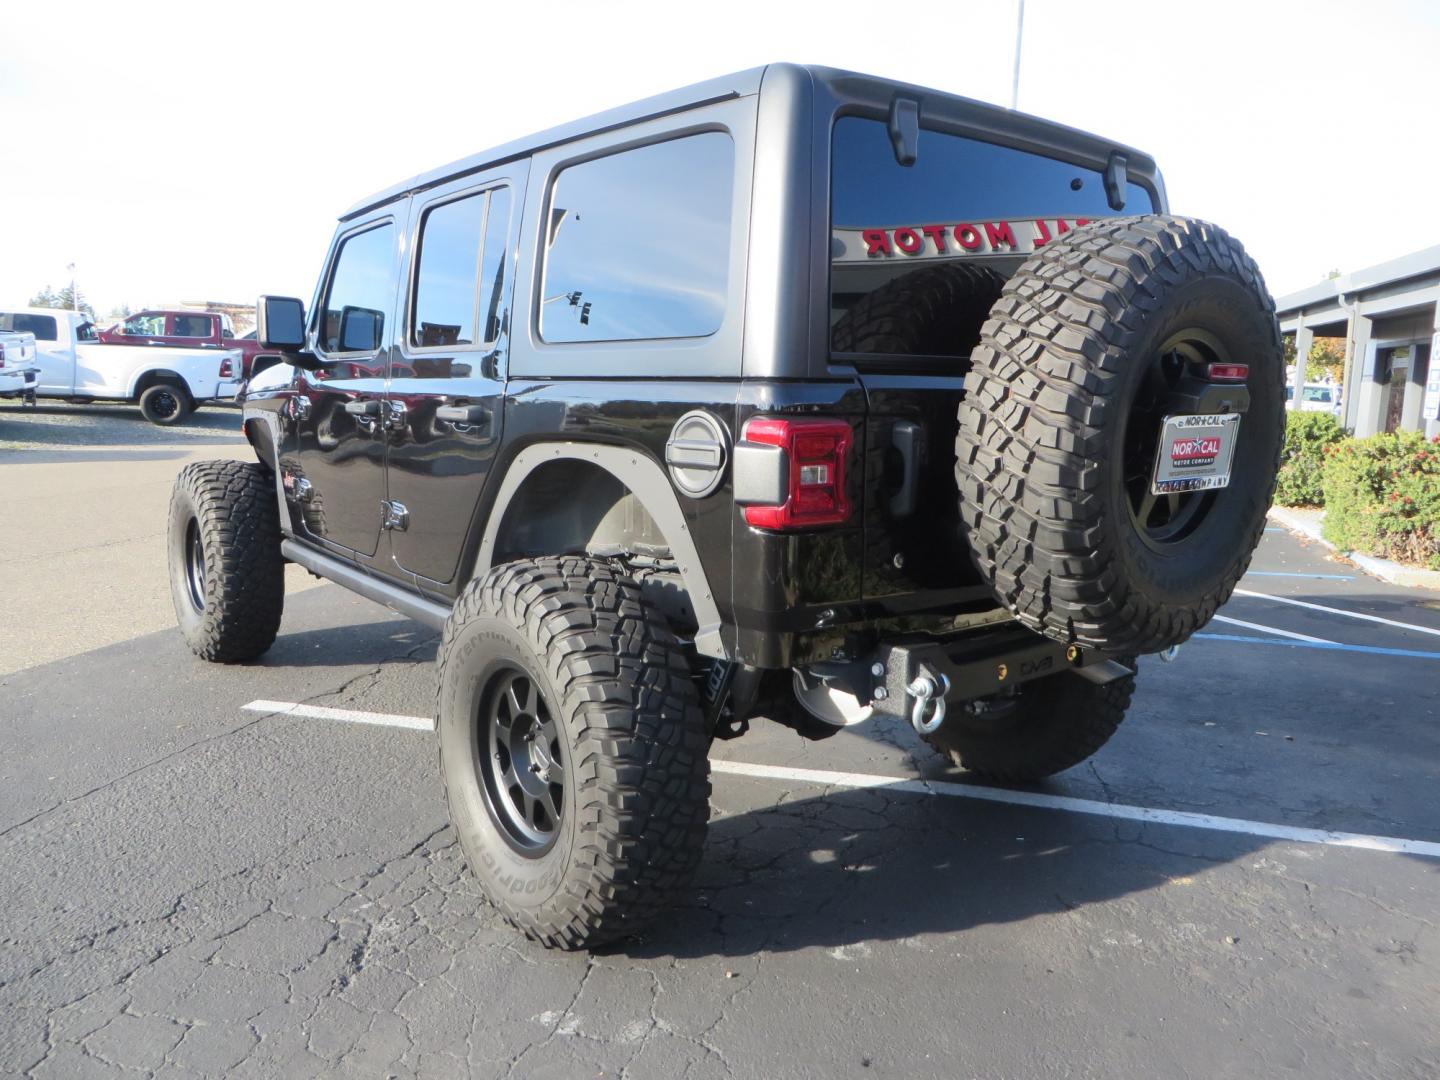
top-left (1152, 414), bottom-right (1241, 494)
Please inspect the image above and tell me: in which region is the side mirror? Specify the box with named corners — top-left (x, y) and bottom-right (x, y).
top-left (257, 295), bottom-right (307, 350)
top-left (337, 306), bottom-right (384, 353)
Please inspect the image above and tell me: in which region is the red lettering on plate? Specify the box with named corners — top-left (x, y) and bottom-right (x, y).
top-left (955, 223), bottom-right (982, 251)
top-left (1056, 218), bottom-right (1070, 235)
top-left (894, 228), bottom-right (923, 255)
top-left (984, 221), bottom-right (1017, 249)
top-left (863, 229), bottom-right (892, 256)
top-left (1171, 436), bottom-right (1222, 462)
top-left (1033, 219), bottom-right (1053, 247)
top-left (921, 224), bottom-right (948, 253)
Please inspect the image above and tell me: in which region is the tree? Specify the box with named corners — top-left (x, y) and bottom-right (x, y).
top-left (1307, 338), bottom-right (1345, 384)
top-left (1284, 335), bottom-right (1347, 385)
top-left (107, 303), bottom-right (133, 320)
top-left (30, 283), bottom-right (95, 320)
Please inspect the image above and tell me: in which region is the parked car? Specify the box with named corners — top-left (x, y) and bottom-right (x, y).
top-left (1286, 382), bottom-right (1342, 415)
top-left (169, 63), bottom-right (1283, 948)
top-left (1, 307), bottom-right (242, 423)
top-left (99, 309), bottom-right (277, 378)
top-left (0, 319), bottom-right (40, 402)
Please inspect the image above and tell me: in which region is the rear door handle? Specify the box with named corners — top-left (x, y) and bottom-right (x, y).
top-left (344, 399), bottom-right (380, 417)
top-left (436, 404), bottom-right (488, 425)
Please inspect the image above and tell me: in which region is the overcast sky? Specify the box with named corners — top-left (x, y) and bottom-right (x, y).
top-left (2, 0), bottom-right (1436, 318)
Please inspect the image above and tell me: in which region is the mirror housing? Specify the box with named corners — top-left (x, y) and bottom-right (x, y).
top-left (256, 295), bottom-right (307, 351)
top-left (337, 305), bottom-right (384, 353)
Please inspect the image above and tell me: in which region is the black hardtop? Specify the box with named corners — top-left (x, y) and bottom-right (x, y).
top-left (341, 62), bottom-right (1161, 222)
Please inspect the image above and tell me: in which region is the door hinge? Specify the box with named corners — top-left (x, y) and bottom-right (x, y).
top-left (381, 500), bottom-right (409, 532)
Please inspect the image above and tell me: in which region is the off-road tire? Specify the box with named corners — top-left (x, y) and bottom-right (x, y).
top-left (957, 215), bottom-right (1284, 655)
top-left (435, 556), bottom-right (710, 950)
top-left (923, 663), bottom-right (1137, 782)
top-left (167, 460), bottom-right (285, 661)
top-left (139, 381), bottom-right (193, 425)
top-left (832, 261), bottom-right (1007, 356)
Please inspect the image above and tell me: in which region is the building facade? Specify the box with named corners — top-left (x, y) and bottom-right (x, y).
top-left (1275, 245), bottom-right (1439, 438)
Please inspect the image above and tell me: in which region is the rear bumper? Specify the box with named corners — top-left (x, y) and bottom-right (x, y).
top-left (866, 623), bottom-right (1130, 716)
top-left (0, 367), bottom-right (38, 397)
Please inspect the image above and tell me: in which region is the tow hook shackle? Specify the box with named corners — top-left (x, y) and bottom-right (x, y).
top-left (907, 669), bottom-right (951, 735)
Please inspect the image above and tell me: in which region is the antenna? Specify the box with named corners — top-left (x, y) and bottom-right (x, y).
top-left (1010, 0), bottom-right (1025, 110)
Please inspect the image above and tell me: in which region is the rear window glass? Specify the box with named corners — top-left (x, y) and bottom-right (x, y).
top-left (0, 312), bottom-right (57, 340)
top-left (830, 117), bottom-right (1156, 358)
top-left (411, 185), bottom-right (511, 349)
top-left (173, 314), bottom-right (212, 337)
top-left (541, 132), bottom-right (733, 343)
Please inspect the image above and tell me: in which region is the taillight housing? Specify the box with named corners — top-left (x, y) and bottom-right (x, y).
top-left (738, 417), bottom-right (853, 530)
top-left (219, 358), bottom-right (234, 378)
top-left (1207, 362), bottom-right (1249, 382)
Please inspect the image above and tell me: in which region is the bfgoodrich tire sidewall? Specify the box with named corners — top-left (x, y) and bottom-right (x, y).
top-left (1105, 275), bottom-right (1283, 603)
top-left (167, 482), bottom-right (205, 639)
top-left (437, 618), bottom-right (575, 914)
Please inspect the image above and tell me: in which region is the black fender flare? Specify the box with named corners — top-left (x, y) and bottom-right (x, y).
top-left (475, 442), bottom-right (727, 659)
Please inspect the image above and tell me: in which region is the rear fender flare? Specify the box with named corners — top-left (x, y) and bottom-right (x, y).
top-left (476, 443), bottom-right (727, 659)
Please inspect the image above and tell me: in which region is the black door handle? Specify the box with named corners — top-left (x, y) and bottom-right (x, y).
top-left (344, 399), bottom-right (380, 417)
top-left (436, 404), bottom-right (488, 425)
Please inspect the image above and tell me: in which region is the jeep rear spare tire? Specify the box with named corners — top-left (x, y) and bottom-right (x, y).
top-left (957, 215), bottom-right (1284, 655)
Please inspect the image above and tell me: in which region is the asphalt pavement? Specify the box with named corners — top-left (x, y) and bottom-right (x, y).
top-left (2, 407), bottom-right (1438, 1079)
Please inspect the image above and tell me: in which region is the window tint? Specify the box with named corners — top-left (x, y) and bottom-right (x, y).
top-left (830, 118), bottom-right (1157, 357)
top-left (320, 223), bottom-right (395, 353)
top-left (541, 132), bottom-right (733, 343)
top-left (0, 312), bottom-right (57, 340)
top-left (411, 187), bottom-right (511, 349)
top-left (172, 314), bottom-right (211, 337)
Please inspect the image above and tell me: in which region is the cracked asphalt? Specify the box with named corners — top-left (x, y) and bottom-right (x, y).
top-left (3, 417), bottom-right (1439, 1078)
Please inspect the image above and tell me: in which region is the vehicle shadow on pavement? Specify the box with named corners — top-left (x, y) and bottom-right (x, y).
top-left (615, 781), bottom-right (1260, 960)
top-left (256, 623), bottom-right (439, 669)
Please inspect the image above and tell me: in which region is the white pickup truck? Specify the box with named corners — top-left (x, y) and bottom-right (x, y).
top-left (0, 324), bottom-right (40, 402)
top-left (0, 308), bottom-right (242, 424)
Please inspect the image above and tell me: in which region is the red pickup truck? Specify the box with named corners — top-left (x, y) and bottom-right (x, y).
top-left (99, 310), bottom-right (277, 379)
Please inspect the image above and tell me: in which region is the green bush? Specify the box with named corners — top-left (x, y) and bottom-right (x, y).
top-left (1322, 430), bottom-right (1440, 569)
top-left (1274, 411), bottom-right (1346, 506)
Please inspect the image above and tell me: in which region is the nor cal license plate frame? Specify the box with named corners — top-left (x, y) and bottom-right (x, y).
top-left (1151, 413), bottom-right (1242, 495)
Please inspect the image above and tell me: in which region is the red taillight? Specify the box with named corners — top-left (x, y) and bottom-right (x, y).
top-left (740, 417), bottom-right (853, 530)
top-left (1208, 362), bottom-right (1249, 382)
top-left (219, 358), bottom-right (234, 378)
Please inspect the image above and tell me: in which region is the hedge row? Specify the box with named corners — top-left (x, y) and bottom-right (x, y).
top-left (1320, 430), bottom-right (1440, 570)
top-left (1275, 412), bottom-right (1346, 507)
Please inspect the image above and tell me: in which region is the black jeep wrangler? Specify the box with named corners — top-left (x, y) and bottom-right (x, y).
top-left (168, 64), bottom-right (1283, 949)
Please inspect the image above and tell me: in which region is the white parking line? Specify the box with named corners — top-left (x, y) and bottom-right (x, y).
top-left (1211, 613), bottom-right (1335, 644)
top-left (1233, 588), bottom-right (1440, 639)
top-left (241, 700), bottom-right (1440, 861)
top-left (242, 699), bottom-right (433, 730)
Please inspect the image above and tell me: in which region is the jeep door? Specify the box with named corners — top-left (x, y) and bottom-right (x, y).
top-left (289, 209), bottom-right (404, 558)
top-left (384, 166), bottom-right (525, 585)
